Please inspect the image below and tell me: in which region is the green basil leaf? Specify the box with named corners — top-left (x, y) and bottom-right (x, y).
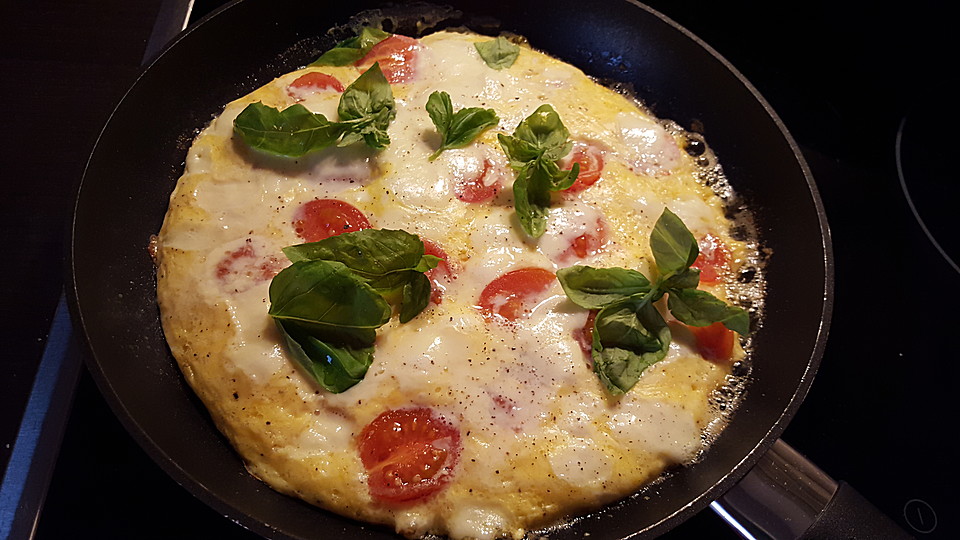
top-left (233, 103), bottom-right (345, 157)
top-left (498, 105), bottom-right (578, 238)
top-left (556, 266), bottom-right (652, 309)
top-left (667, 288), bottom-right (750, 334)
top-left (400, 273), bottom-right (432, 324)
top-left (660, 267), bottom-right (701, 290)
top-left (513, 104), bottom-right (573, 155)
top-left (650, 207), bottom-right (699, 277)
top-left (426, 91), bottom-right (499, 161)
top-left (283, 229), bottom-right (433, 275)
top-left (233, 65), bottom-right (396, 156)
top-left (310, 27), bottom-right (391, 66)
top-left (497, 133), bottom-right (541, 167)
top-left (592, 294), bottom-right (671, 394)
top-left (282, 229), bottom-right (438, 323)
top-left (474, 36), bottom-right (520, 69)
top-left (337, 63), bottom-right (396, 149)
top-left (268, 259), bottom-right (391, 330)
top-left (511, 166), bottom-right (550, 238)
top-left (275, 319), bottom-right (374, 393)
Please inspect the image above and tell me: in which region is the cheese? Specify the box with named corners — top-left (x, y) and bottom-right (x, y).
top-left (155, 29), bottom-right (759, 540)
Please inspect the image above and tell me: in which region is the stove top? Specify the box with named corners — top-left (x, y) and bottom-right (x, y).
top-left (7, 1), bottom-right (957, 538)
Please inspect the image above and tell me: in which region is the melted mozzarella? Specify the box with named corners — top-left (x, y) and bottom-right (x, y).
top-left (158, 30), bottom-right (752, 540)
top-left (614, 111), bottom-right (682, 176)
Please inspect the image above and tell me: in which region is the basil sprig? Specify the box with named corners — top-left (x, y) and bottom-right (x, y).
top-left (557, 208), bottom-right (749, 395)
top-left (426, 91), bottom-right (499, 161)
top-left (498, 105), bottom-right (580, 237)
top-left (269, 229), bottom-right (439, 393)
top-left (475, 36), bottom-right (520, 69)
top-left (310, 26), bottom-right (391, 66)
top-left (233, 63), bottom-right (396, 157)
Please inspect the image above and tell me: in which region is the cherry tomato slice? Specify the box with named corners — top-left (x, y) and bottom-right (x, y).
top-left (358, 407), bottom-right (461, 505)
top-left (214, 239), bottom-right (283, 293)
top-left (421, 238), bottom-right (453, 305)
top-left (689, 322), bottom-right (735, 362)
top-left (287, 72), bottom-right (344, 100)
top-left (560, 141), bottom-right (604, 194)
top-left (572, 310), bottom-right (598, 366)
top-left (478, 267), bottom-right (556, 322)
top-left (355, 35), bottom-right (421, 84)
top-left (453, 158), bottom-right (502, 203)
top-left (293, 199), bottom-right (370, 242)
top-left (691, 234), bottom-right (729, 283)
top-left (556, 217), bottom-right (607, 263)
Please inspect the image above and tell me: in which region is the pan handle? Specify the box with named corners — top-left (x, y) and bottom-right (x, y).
top-left (712, 439), bottom-right (914, 539)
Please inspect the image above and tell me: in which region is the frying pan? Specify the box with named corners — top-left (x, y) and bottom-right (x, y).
top-left (69, 0), bottom-right (841, 537)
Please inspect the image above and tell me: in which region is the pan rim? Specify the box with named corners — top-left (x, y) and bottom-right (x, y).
top-left (67, 0), bottom-right (834, 538)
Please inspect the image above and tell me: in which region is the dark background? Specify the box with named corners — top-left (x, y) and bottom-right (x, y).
top-left (2, 0), bottom-right (955, 538)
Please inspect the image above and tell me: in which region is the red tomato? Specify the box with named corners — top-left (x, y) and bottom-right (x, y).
top-left (286, 72), bottom-right (344, 100)
top-left (356, 35), bottom-right (421, 84)
top-left (560, 141), bottom-right (604, 194)
top-left (421, 238), bottom-right (453, 305)
top-left (292, 199), bottom-right (371, 242)
top-left (453, 158), bottom-right (502, 203)
top-left (358, 407), bottom-right (461, 505)
top-left (477, 267), bottom-right (556, 322)
top-left (692, 234), bottom-right (729, 283)
top-left (572, 310), bottom-right (598, 366)
top-left (689, 322), bottom-right (735, 362)
top-left (215, 239), bottom-right (283, 293)
top-left (556, 217), bottom-right (607, 263)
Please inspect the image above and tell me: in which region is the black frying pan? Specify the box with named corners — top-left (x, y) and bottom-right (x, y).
top-left (69, 0), bottom-right (833, 537)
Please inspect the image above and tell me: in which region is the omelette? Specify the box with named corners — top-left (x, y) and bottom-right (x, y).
top-left (154, 29), bottom-right (763, 539)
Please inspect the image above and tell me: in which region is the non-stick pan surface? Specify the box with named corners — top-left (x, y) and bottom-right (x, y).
top-left (68, 0), bottom-right (832, 538)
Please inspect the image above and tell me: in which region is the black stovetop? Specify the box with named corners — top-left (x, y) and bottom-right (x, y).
top-left (5, 1), bottom-right (957, 538)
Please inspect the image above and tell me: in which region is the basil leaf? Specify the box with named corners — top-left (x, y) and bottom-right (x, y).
top-left (400, 273), bottom-right (432, 324)
top-left (592, 294), bottom-right (671, 394)
top-left (511, 104), bottom-right (573, 157)
top-left (651, 207), bottom-right (699, 277)
top-left (233, 103), bottom-right (345, 158)
top-left (233, 63), bottom-right (396, 156)
top-left (426, 91), bottom-right (499, 161)
top-left (282, 229), bottom-right (436, 278)
top-left (337, 63), bottom-right (396, 149)
top-left (475, 36), bottom-right (520, 69)
top-left (660, 267), bottom-right (701, 290)
top-left (310, 27), bottom-right (390, 66)
top-left (498, 105), bottom-right (579, 238)
top-left (667, 288), bottom-right (750, 334)
top-left (268, 260), bottom-right (391, 330)
top-left (275, 319), bottom-right (374, 393)
top-left (511, 166), bottom-right (549, 238)
top-left (556, 266), bottom-right (651, 309)
top-left (282, 229), bottom-right (439, 323)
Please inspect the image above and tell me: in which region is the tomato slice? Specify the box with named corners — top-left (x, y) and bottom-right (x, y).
top-left (691, 234), bottom-right (729, 283)
top-left (421, 238), bottom-right (453, 305)
top-left (572, 310), bottom-right (598, 366)
top-left (689, 322), bottom-right (735, 362)
top-left (478, 267), bottom-right (556, 322)
top-left (287, 72), bottom-right (344, 100)
top-left (355, 35), bottom-right (421, 84)
top-left (556, 217), bottom-right (607, 263)
top-left (214, 239), bottom-right (284, 293)
top-left (560, 141), bottom-right (604, 194)
top-left (453, 158), bottom-right (502, 203)
top-left (358, 407), bottom-right (461, 505)
top-left (293, 199), bottom-right (371, 242)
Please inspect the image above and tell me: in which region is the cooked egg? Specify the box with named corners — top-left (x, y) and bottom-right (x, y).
top-left (155, 30), bottom-right (760, 539)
